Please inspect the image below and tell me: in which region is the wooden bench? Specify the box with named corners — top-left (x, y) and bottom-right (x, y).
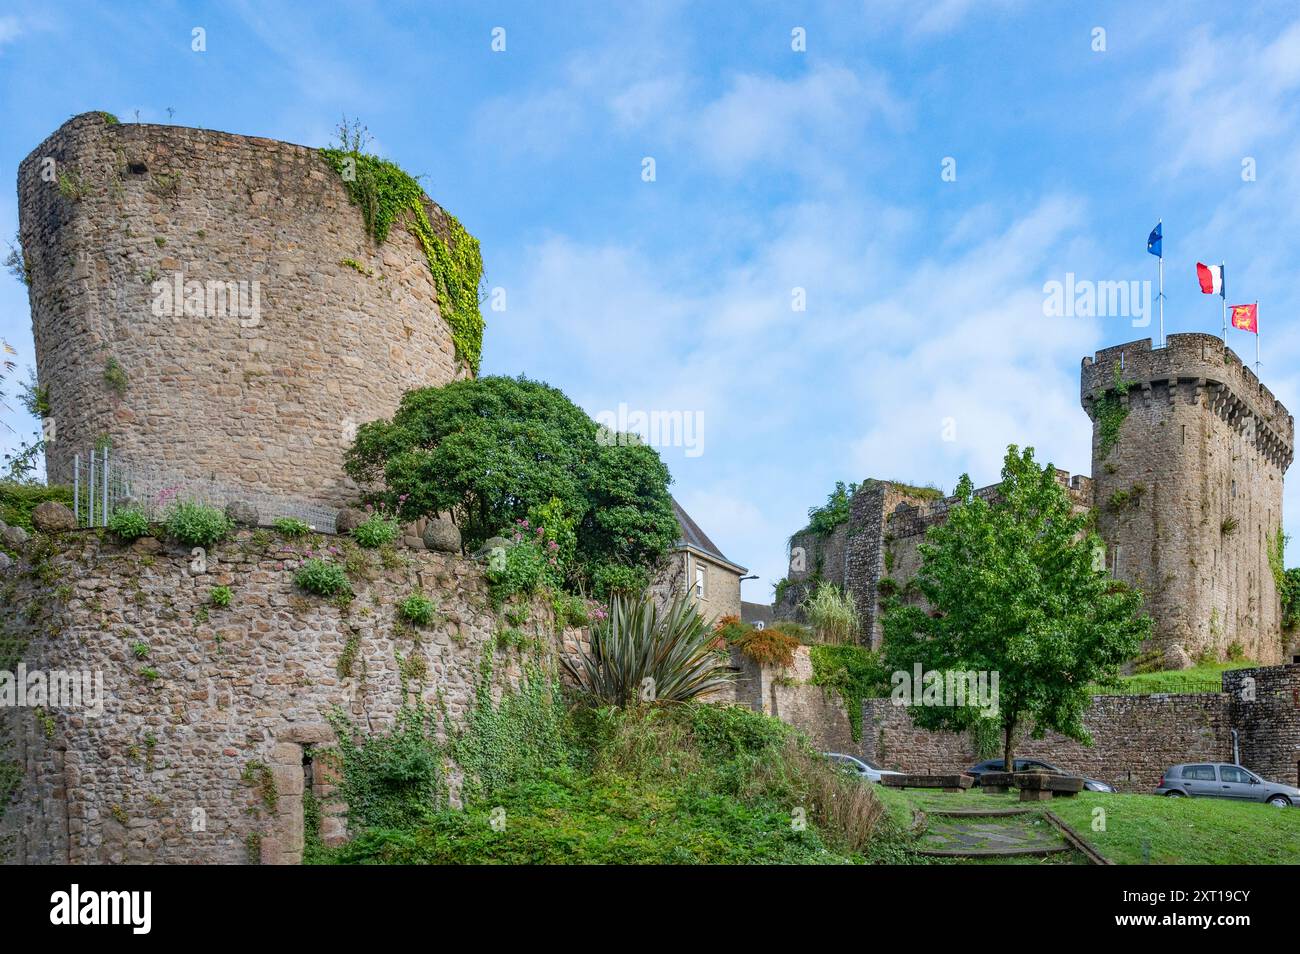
top-left (881, 773), bottom-right (975, 793)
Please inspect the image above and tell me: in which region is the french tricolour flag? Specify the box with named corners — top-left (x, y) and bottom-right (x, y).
top-left (1196, 262), bottom-right (1224, 297)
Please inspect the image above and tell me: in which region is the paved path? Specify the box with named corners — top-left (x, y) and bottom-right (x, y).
top-left (916, 811), bottom-right (1071, 857)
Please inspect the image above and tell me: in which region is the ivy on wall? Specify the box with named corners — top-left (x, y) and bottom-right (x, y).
top-left (1094, 363), bottom-right (1134, 458)
top-left (320, 148), bottom-right (485, 375)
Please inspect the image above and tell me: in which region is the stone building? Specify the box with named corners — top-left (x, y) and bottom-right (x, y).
top-left (17, 112), bottom-right (471, 509)
top-left (776, 334), bottom-right (1295, 666)
top-left (650, 498), bottom-right (747, 625)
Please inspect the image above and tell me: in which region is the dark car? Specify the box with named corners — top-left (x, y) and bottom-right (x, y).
top-left (1155, 763), bottom-right (1298, 807)
top-left (966, 758), bottom-right (1116, 793)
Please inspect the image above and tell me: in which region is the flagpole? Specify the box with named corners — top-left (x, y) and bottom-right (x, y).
top-left (1158, 248), bottom-right (1164, 346)
top-left (1255, 300), bottom-right (1260, 373)
top-left (1221, 261), bottom-right (1227, 345)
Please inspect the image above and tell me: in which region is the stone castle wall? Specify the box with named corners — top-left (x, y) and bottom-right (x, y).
top-left (0, 530), bottom-right (585, 864)
top-left (754, 647), bottom-right (1299, 792)
top-left (18, 113), bottom-right (466, 509)
top-left (1083, 335), bottom-right (1294, 665)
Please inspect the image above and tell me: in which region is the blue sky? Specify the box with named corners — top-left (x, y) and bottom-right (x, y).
top-left (4, 0), bottom-right (1300, 600)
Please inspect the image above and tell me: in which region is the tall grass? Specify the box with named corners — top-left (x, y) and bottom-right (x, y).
top-left (803, 582), bottom-right (861, 644)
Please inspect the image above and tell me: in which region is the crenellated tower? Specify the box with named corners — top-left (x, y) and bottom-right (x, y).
top-left (1081, 334), bottom-right (1294, 666)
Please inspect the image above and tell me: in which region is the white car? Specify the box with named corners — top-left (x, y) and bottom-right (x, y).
top-left (824, 752), bottom-right (903, 783)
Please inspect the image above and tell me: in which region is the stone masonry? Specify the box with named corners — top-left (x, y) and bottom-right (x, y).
top-left (18, 113), bottom-right (468, 509)
top-left (776, 335), bottom-right (1295, 665)
top-left (0, 530), bottom-right (585, 864)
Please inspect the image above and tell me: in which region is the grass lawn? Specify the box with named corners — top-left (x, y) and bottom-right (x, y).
top-left (1087, 660), bottom-right (1257, 695)
top-left (878, 786), bottom-right (1300, 864)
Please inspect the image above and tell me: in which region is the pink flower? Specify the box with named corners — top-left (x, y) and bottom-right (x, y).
top-left (547, 540), bottom-right (558, 550)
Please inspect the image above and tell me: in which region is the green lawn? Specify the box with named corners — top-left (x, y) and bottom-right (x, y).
top-left (878, 786), bottom-right (1300, 864)
top-left (1088, 660), bottom-right (1257, 695)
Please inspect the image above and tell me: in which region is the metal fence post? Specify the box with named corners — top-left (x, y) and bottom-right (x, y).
top-left (73, 453), bottom-right (80, 526)
top-left (102, 445), bottom-right (110, 526)
top-left (87, 450), bottom-right (94, 527)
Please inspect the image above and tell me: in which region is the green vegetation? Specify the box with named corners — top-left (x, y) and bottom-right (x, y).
top-left (485, 528), bottom-right (561, 603)
top-left (315, 692), bottom-right (886, 865)
top-left (884, 445), bottom-right (1151, 770)
top-left (808, 644), bottom-right (891, 741)
top-left (1106, 483), bottom-right (1145, 513)
top-left (1094, 364), bottom-right (1133, 458)
top-left (294, 558), bottom-right (352, 598)
top-left (802, 581), bottom-right (860, 644)
top-left (107, 507), bottom-right (150, 541)
top-left (102, 356), bottom-right (128, 396)
top-left (804, 481), bottom-right (859, 536)
top-left (99, 111), bottom-right (120, 125)
top-left (163, 502), bottom-right (232, 547)
top-left (273, 517), bottom-right (312, 537)
top-left (1089, 659), bottom-right (1256, 695)
top-left (351, 513), bottom-right (399, 549)
top-left (344, 376), bottom-right (678, 597)
top-left (321, 119), bottom-right (484, 374)
top-left (398, 593), bottom-right (437, 626)
top-left (563, 592), bottom-right (730, 705)
top-left (0, 482), bottom-right (74, 537)
top-left (210, 585), bottom-right (232, 608)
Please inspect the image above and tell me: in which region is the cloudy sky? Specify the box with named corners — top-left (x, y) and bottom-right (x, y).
top-left (3, 1), bottom-right (1300, 600)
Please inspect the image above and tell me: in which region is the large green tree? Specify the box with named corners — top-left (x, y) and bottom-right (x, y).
top-left (882, 445), bottom-right (1150, 773)
top-left (343, 375), bottom-right (679, 594)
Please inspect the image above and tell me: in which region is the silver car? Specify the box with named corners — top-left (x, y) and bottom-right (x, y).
top-left (1155, 763), bottom-right (1299, 807)
top-left (823, 752), bottom-right (902, 783)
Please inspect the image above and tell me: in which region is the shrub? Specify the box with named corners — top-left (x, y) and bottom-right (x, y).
top-left (563, 592), bottom-right (732, 706)
top-left (729, 625), bottom-right (801, 669)
top-left (295, 558), bottom-right (352, 598)
top-left (107, 507), bottom-right (151, 541)
top-left (0, 481), bottom-right (75, 532)
top-left (808, 645), bottom-right (891, 741)
top-left (342, 375), bottom-right (678, 591)
top-left (324, 705), bottom-right (446, 830)
top-left (352, 513), bottom-right (399, 549)
top-left (163, 502), bottom-right (232, 547)
top-left (399, 593), bottom-right (436, 626)
top-left (803, 582), bottom-right (860, 644)
top-left (588, 561), bottom-right (648, 599)
top-left (485, 531), bottom-right (560, 603)
top-left (550, 590), bottom-right (590, 628)
top-left (274, 517), bottom-right (312, 537)
top-left (210, 585), bottom-right (232, 608)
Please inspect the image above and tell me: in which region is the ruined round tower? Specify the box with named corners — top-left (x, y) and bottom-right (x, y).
top-left (1082, 334), bottom-right (1294, 666)
top-left (17, 112), bottom-right (472, 510)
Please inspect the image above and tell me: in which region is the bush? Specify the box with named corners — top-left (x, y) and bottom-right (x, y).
top-left (274, 517), bottom-right (312, 537)
top-left (808, 644), bottom-right (892, 741)
top-left (324, 706), bottom-right (445, 830)
top-left (803, 582), bottom-right (860, 644)
top-left (0, 481), bottom-right (74, 532)
top-left (563, 591), bottom-right (732, 706)
top-left (728, 624), bottom-right (801, 668)
top-left (107, 507), bottom-right (151, 541)
top-left (485, 530), bottom-right (560, 603)
top-left (399, 593), bottom-right (436, 626)
top-left (342, 375), bottom-right (678, 591)
top-left (164, 502), bottom-right (232, 547)
top-left (550, 590), bottom-right (590, 628)
top-left (295, 558), bottom-right (352, 598)
top-left (210, 585), bottom-right (232, 608)
top-left (352, 513), bottom-right (399, 549)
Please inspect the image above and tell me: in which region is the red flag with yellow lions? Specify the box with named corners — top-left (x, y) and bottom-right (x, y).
top-left (1229, 303), bottom-right (1258, 334)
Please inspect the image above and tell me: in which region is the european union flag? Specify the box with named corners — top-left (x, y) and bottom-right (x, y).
top-left (1147, 221), bottom-right (1162, 258)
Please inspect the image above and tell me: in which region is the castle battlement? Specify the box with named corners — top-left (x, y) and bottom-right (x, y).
top-left (1081, 334), bottom-right (1294, 471)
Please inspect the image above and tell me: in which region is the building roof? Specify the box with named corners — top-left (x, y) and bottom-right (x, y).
top-left (671, 497), bottom-right (748, 574)
top-left (741, 601), bottom-right (774, 626)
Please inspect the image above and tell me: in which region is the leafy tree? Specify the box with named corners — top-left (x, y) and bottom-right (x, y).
top-left (344, 375), bottom-right (677, 593)
top-left (804, 480), bottom-right (859, 535)
top-left (882, 445), bottom-right (1150, 773)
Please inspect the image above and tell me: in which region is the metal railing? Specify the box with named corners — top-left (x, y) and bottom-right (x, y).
top-left (72, 447), bottom-right (339, 533)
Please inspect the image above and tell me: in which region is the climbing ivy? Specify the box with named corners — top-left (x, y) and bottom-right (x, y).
top-left (807, 644), bottom-right (891, 742)
top-left (320, 147), bottom-right (485, 374)
top-left (1095, 363), bottom-right (1134, 458)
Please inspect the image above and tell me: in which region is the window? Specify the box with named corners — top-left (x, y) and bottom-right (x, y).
top-left (1219, 766), bottom-right (1249, 784)
top-left (694, 564), bottom-right (707, 599)
top-left (1184, 764), bottom-right (1216, 781)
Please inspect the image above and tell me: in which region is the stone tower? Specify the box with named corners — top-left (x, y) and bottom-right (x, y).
top-left (17, 112), bottom-right (470, 510)
top-left (1081, 334), bottom-right (1294, 666)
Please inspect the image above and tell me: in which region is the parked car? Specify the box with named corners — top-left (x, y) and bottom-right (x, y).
top-left (1155, 763), bottom-right (1298, 807)
top-left (823, 752), bottom-right (903, 783)
top-left (966, 758), bottom-right (1116, 793)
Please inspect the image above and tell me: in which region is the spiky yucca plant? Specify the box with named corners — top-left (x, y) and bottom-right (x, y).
top-left (564, 591), bottom-right (732, 706)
